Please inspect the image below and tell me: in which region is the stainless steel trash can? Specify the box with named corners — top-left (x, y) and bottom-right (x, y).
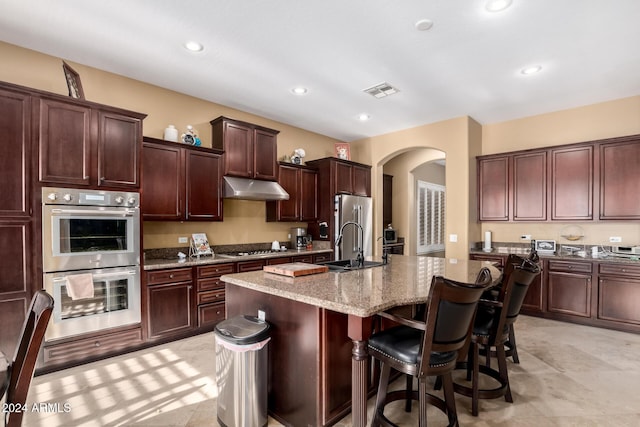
top-left (215, 315), bottom-right (271, 427)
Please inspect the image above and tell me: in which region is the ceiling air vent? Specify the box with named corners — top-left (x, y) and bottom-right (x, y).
top-left (363, 82), bottom-right (400, 98)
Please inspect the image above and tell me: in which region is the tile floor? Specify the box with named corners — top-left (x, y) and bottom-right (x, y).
top-left (20, 315), bottom-right (640, 426)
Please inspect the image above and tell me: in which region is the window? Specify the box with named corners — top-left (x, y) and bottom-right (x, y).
top-left (416, 180), bottom-right (445, 254)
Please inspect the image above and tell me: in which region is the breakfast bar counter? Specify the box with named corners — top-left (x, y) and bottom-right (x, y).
top-left (222, 255), bottom-right (500, 427)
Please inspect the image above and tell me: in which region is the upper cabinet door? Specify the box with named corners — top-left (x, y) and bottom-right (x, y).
top-left (600, 139), bottom-right (640, 219)
top-left (0, 88), bottom-right (31, 217)
top-left (38, 97), bottom-right (92, 187)
top-left (512, 151), bottom-right (547, 221)
top-left (352, 164), bottom-right (371, 197)
top-left (97, 111), bottom-right (142, 188)
top-left (335, 162), bottom-right (353, 194)
top-left (222, 121), bottom-right (253, 178)
top-left (185, 150), bottom-right (223, 221)
top-left (551, 145), bottom-right (593, 220)
top-left (253, 128), bottom-right (278, 181)
top-left (299, 168), bottom-right (318, 221)
top-left (274, 164), bottom-right (299, 221)
top-left (478, 156), bottom-right (509, 221)
top-left (141, 142), bottom-right (184, 220)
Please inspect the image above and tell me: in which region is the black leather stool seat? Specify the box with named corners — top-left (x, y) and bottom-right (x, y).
top-left (368, 325), bottom-right (457, 367)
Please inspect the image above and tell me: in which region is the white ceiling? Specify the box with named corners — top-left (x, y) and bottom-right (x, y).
top-left (1, 0), bottom-right (639, 142)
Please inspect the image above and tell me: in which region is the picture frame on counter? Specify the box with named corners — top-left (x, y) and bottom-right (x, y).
top-left (62, 61), bottom-right (85, 100)
top-left (535, 239), bottom-right (556, 254)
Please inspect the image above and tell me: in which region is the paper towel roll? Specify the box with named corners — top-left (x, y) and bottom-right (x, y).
top-left (484, 231), bottom-right (492, 249)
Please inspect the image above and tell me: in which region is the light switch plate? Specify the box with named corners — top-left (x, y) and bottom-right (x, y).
top-left (609, 236), bottom-right (622, 243)
top-left (178, 236), bottom-right (188, 244)
top-left (449, 234), bottom-right (458, 242)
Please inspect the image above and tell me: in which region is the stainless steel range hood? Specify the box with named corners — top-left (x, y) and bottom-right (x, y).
top-left (223, 176), bottom-right (289, 201)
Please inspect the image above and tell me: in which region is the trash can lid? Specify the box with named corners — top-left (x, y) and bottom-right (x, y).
top-left (214, 315), bottom-right (271, 345)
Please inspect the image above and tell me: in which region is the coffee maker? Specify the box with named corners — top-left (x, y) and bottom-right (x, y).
top-left (290, 227), bottom-right (307, 249)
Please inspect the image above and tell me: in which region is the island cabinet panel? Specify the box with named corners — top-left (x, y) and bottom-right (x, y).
top-left (225, 284), bottom-right (356, 427)
top-left (211, 116), bottom-right (279, 181)
top-left (598, 263), bottom-right (640, 325)
top-left (547, 260), bottom-right (592, 318)
top-left (599, 138), bottom-right (640, 219)
top-left (550, 145), bottom-right (593, 220)
top-left (512, 151), bottom-right (547, 221)
top-left (145, 267), bottom-right (195, 339)
top-left (477, 156), bottom-right (509, 221)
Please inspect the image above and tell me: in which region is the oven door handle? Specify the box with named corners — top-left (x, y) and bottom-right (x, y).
top-left (52, 270), bottom-right (138, 282)
top-left (50, 208), bottom-right (136, 216)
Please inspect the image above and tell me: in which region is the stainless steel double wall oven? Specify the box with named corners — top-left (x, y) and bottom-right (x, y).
top-left (42, 187), bottom-right (141, 342)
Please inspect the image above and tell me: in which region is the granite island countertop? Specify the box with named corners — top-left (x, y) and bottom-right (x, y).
top-left (221, 255), bottom-right (501, 317)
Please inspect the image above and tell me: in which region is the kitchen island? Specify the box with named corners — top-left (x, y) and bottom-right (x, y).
top-left (222, 255), bottom-right (500, 427)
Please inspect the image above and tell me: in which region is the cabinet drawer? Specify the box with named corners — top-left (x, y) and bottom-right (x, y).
top-left (197, 263), bottom-right (235, 278)
top-left (313, 253), bottom-right (332, 263)
top-left (198, 302), bottom-right (226, 327)
top-left (43, 327), bottom-right (143, 365)
top-left (599, 263), bottom-right (640, 277)
top-left (237, 260), bottom-right (266, 272)
top-left (147, 268), bottom-right (193, 285)
top-left (547, 260), bottom-right (592, 274)
top-left (267, 256), bottom-right (293, 265)
top-left (469, 254), bottom-right (506, 268)
top-left (198, 289), bottom-right (225, 305)
top-left (292, 254), bottom-right (313, 264)
top-left (197, 277), bottom-right (224, 292)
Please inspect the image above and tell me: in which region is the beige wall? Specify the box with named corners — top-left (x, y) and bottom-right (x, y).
top-left (0, 41), bottom-right (342, 248)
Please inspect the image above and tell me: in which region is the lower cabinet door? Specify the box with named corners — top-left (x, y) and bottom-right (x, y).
top-left (547, 272), bottom-right (591, 318)
top-left (598, 277), bottom-right (640, 325)
top-left (147, 282), bottom-right (194, 338)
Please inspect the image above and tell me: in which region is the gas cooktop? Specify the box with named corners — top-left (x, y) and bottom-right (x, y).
top-left (217, 250), bottom-right (284, 259)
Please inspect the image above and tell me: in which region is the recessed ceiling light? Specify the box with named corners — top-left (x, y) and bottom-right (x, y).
top-left (291, 87), bottom-right (308, 95)
top-left (184, 41), bottom-right (204, 52)
top-left (485, 0), bottom-right (512, 12)
top-left (358, 113), bottom-right (370, 121)
top-left (415, 19), bottom-right (434, 31)
top-left (521, 65), bottom-right (542, 75)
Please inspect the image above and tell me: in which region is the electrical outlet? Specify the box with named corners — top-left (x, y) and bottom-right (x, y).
top-left (449, 234), bottom-right (458, 242)
top-left (521, 234), bottom-right (532, 240)
top-left (609, 236), bottom-right (622, 243)
top-left (178, 236), bottom-right (188, 244)
top-left (258, 310), bottom-right (266, 321)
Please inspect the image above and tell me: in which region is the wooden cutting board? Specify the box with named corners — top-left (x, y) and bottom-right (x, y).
top-left (263, 262), bottom-right (329, 277)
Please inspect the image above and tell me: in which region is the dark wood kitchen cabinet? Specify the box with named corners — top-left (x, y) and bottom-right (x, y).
top-left (477, 156), bottom-right (509, 221)
top-left (266, 162), bottom-right (318, 222)
top-left (145, 267), bottom-right (195, 340)
top-left (141, 137), bottom-right (223, 221)
top-left (0, 85), bottom-right (34, 358)
top-left (550, 145), bottom-right (594, 220)
top-left (305, 157), bottom-right (371, 243)
top-left (37, 96), bottom-right (145, 189)
top-left (477, 151), bottom-right (546, 221)
top-left (512, 151), bottom-right (547, 221)
top-left (547, 260), bottom-right (592, 318)
top-left (599, 138), bottom-right (640, 219)
top-left (210, 116), bottom-right (279, 181)
top-left (196, 263), bottom-right (234, 329)
top-left (597, 263), bottom-right (640, 326)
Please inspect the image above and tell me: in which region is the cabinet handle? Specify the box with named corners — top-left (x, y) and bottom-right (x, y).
top-left (95, 341), bottom-right (100, 347)
top-left (169, 274), bottom-right (174, 279)
top-left (622, 269), bottom-right (627, 273)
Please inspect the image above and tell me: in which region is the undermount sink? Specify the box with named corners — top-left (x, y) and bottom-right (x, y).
top-left (319, 259), bottom-right (386, 272)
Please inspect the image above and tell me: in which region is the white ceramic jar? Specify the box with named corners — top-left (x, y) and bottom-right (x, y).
top-left (164, 125), bottom-right (178, 142)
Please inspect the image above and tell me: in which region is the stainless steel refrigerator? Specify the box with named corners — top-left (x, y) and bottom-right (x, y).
top-left (334, 194), bottom-right (372, 260)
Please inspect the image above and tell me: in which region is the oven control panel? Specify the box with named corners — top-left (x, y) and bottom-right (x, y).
top-left (43, 187), bottom-right (139, 208)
